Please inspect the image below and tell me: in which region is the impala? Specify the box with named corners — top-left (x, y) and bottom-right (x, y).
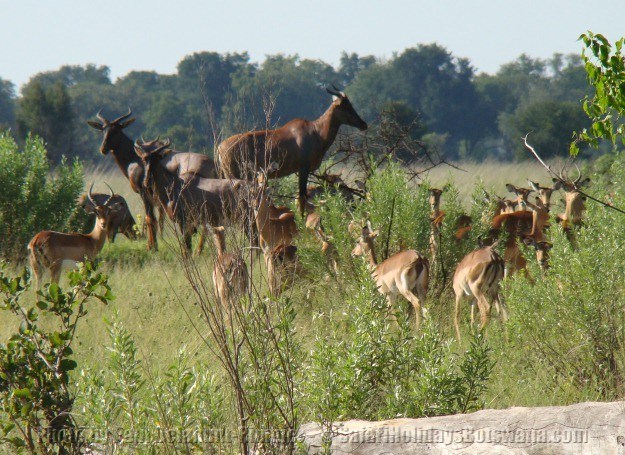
top-left (555, 175), bottom-right (590, 230)
top-left (428, 187), bottom-right (446, 261)
top-left (254, 176), bottom-right (299, 254)
top-left (528, 180), bottom-right (559, 209)
top-left (212, 226), bottom-right (249, 306)
top-left (505, 183), bottom-right (533, 211)
top-left (28, 184), bottom-right (123, 287)
top-left (135, 140), bottom-right (251, 253)
top-left (265, 244), bottom-right (301, 297)
top-left (216, 86), bottom-right (367, 214)
top-left (78, 192), bottom-right (137, 242)
top-left (87, 109), bottom-right (217, 250)
top-left (453, 241), bottom-right (506, 340)
top-left (351, 223), bottom-right (429, 329)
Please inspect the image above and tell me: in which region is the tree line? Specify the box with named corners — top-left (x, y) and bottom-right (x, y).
top-left (0, 43), bottom-right (593, 164)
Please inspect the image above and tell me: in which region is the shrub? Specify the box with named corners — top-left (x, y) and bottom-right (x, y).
top-left (0, 262), bottom-right (112, 453)
top-left (0, 131), bottom-right (83, 262)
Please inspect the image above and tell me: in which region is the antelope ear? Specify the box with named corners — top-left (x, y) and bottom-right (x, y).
top-left (505, 183), bottom-right (516, 193)
top-left (552, 179), bottom-right (564, 190)
top-left (87, 121), bottom-right (104, 130)
top-left (579, 177), bottom-right (591, 188)
top-left (528, 180), bottom-right (540, 192)
top-left (83, 203), bottom-right (96, 214)
top-left (371, 229), bottom-right (380, 238)
top-left (109, 201), bottom-right (125, 212)
top-left (119, 118), bottom-right (136, 129)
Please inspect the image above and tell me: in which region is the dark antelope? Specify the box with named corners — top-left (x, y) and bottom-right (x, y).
top-left (216, 86), bottom-right (367, 214)
top-left (28, 184), bottom-right (123, 287)
top-left (87, 109), bottom-right (217, 250)
top-left (134, 140), bottom-right (251, 253)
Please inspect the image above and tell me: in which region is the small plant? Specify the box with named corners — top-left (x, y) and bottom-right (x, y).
top-left (0, 261), bottom-right (113, 454)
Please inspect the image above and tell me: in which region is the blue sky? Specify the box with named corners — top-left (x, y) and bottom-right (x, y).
top-left (2, 0), bottom-right (624, 90)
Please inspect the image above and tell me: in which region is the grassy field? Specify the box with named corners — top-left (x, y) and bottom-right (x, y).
top-left (4, 154), bottom-right (623, 453)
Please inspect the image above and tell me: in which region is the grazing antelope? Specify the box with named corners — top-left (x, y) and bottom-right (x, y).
top-left (216, 86), bottom-right (367, 215)
top-left (87, 109), bottom-right (217, 250)
top-left (28, 184), bottom-right (123, 287)
top-left (505, 184), bottom-right (533, 211)
top-left (351, 223), bottom-right (429, 329)
top-left (453, 241), bottom-right (506, 340)
top-left (134, 140), bottom-right (251, 253)
top-left (265, 244), bottom-right (301, 297)
top-left (212, 226), bottom-right (249, 307)
top-left (78, 192), bottom-right (137, 242)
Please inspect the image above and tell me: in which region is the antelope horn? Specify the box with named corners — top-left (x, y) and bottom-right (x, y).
top-left (112, 107), bottom-right (132, 124)
top-left (326, 84), bottom-right (343, 98)
top-left (88, 183), bottom-right (96, 206)
top-left (140, 135), bottom-right (146, 144)
top-left (96, 109), bottom-right (107, 125)
top-left (573, 162), bottom-right (582, 185)
top-left (103, 182), bottom-right (115, 206)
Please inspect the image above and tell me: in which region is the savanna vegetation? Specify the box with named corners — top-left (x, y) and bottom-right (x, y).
top-left (1, 32), bottom-right (625, 454)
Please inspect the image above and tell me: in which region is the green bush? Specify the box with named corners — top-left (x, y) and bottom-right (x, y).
top-left (0, 131), bottom-right (83, 262)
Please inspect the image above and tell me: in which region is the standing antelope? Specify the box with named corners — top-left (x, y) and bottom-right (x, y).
top-left (78, 192), bottom-right (137, 242)
top-left (134, 140), bottom-right (252, 253)
top-left (212, 226), bottom-right (249, 307)
top-left (28, 184), bottom-right (123, 287)
top-left (87, 109), bottom-right (217, 250)
top-left (428, 187), bottom-right (445, 261)
top-left (453, 241), bottom-right (506, 340)
top-left (254, 176), bottom-right (299, 254)
top-left (351, 223), bottom-right (429, 329)
top-left (555, 176), bottom-right (590, 230)
top-left (216, 86), bottom-right (367, 214)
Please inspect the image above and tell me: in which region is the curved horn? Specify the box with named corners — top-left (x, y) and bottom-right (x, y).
top-left (326, 84), bottom-right (343, 98)
top-left (112, 107), bottom-right (132, 124)
top-left (140, 135), bottom-right (146, 145)
top-left (96, 109), bottom-right (107, 124)
top-left (573, 162), bottom-right (582, 185)
top-left (88, 183), bottom-right (96, 206)
top-left (103, 182), bottom-right (115, 206)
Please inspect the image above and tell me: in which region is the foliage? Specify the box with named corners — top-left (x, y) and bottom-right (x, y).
top-left (0, 131), bottom-right (83, 262)
top-left (304, 272), bottom-right (493, 425)
top-left (0, 261), bottom-right (112, 453)
top-left (17, 80), bottom-right (74, 163)
top-left (573, 32), bottom-right (625, 154)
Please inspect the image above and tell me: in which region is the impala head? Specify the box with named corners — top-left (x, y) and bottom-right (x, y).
top-left (87, 108), bottom-right (136, 155)
top-left (85, 183), bottom-right (123, 231)
top-left (351, 222), bottom-right (379, 258)
top-left (134, 138), bottom-right (172, 189)
top-left (528, 180), bottom-right (559, 208)
top-left (523, 237), bottom-right (553, 270)
top-left (428, 188), bottom-right (444, 212)
top-left (326, 85), bottom-right (368, 131)
top-left (505, 183), bottom-right (533, 210)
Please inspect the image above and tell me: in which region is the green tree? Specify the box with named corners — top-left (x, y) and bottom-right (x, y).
top-left (499, 99), bottom-right (589, 159)
top-left (17, 80), bottom-right (74, 163)
top-left (572, 32), bottom-right (625, 154)
top-left (0, 78), bottom-right (15, 130)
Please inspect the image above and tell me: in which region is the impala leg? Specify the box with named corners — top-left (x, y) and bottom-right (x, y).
top-left (454, 293), bottom-right (464, 341)
top-left (50, 261), bottom-right (62, 285)
top-left (158, 205), bottom-right (166, 239)
top-left (195, 225), bottom-right (207, 256)
top-left (475, 292), bottom-right (491, 333)
top-left (29, 252), bottom-right (41, 289)
top-left (402, 289), bottom-right (424, 330)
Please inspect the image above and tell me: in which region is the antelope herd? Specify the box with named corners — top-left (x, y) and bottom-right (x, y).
top-left (26, 86), bottom-right (593, 339)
